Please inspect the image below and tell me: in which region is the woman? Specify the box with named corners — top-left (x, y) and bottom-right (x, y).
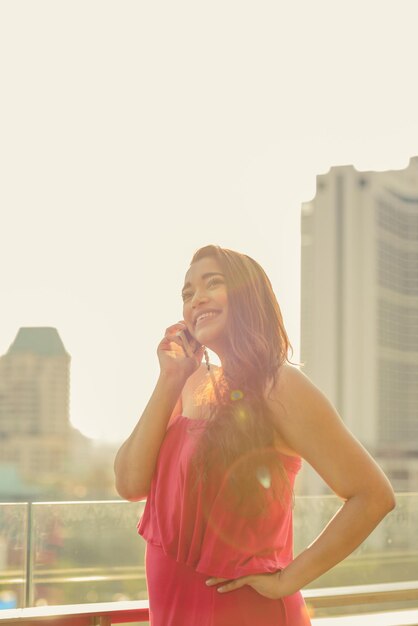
top-left (114, 245), bottom-right (395, 626)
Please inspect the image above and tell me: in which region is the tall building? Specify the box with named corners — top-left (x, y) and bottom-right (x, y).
top-left (0, 328), bottom-right (77, 491)
top-left (300, 156), bottom-right (418, 493)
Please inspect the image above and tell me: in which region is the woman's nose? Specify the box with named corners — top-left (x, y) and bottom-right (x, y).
top-left (191, 289), bottom-right (209, 307)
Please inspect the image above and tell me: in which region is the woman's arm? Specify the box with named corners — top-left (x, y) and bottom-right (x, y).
top-left (114, 322), bottom-right (204, 502)
top-left (114, 372), bottom-right (184, 501)
top-left (207, 363), bottom-right (395, 597)
top-left (272, 364), bottom-right (396, 595)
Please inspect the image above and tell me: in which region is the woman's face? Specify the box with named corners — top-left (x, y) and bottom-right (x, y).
top-left (182, 256), bottom-right (229, 352)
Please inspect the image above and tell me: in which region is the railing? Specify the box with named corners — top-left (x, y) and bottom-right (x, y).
top-left (0, 494), bottom-right (417, 620)
top-left (1, 600), bottom-right (418, 625)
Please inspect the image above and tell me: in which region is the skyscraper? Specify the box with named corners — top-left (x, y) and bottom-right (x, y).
top-left (300, 157), bottom-right (418, 493)
top-left (0, 328), bottom-right (72, 486)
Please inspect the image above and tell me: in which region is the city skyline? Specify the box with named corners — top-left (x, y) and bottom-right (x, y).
top-left (3, 151), bottom-right (418, 447)
top-left (2, 2), bottom-right (418, 442)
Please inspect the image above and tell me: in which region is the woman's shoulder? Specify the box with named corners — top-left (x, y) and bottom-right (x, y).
top-left (266, 363), bottom-right (308, 456)
top-left (270, 361), bottom-right (320, 406)
top-left (269, 361), bottom-right (336, 426)
top-left (267, 362), bottom-right (320, 435)
top-left (268, 361), bottom-right (350, 457)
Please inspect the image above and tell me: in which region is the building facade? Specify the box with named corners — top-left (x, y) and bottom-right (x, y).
top-left (300, 157), bottom-right (418, 493)
top-left (0, 328), bottom-right (75, 492)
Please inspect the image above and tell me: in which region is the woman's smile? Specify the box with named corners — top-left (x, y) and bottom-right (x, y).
top-left (194, 310), bottom-right (222, 327)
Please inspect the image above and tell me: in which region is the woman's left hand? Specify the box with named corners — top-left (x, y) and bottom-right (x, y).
top-left (206, 570), bottom-right (284, 599)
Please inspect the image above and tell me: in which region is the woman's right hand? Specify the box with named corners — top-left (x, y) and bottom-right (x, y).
top-left (157, 321), bottom-right (205, 382)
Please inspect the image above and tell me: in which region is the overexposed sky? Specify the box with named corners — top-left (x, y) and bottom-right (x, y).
top-left (1, 1), bottom-right (418, 442)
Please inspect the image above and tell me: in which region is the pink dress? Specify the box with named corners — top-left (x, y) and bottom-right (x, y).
top-left (138, 414), bottom-right (311, 625)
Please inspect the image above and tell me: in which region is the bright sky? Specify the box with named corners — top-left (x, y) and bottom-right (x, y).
top-left (1, 1), bottom-right (418, 442)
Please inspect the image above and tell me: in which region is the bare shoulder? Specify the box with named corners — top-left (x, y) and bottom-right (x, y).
top-left (267, 361), bottom-right (349, 455)
top-left (271, 362), bottom-right (325, 414)
top-left (268, 363), bottom-right (394, 504)
top-left (267, 362), bottom-right (341, 458)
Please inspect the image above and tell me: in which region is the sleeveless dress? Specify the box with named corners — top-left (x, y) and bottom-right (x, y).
top-left (138, 414), bottom-right (312, 626)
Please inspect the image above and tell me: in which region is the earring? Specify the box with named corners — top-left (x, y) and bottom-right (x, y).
top-left (204, 348), bottom-right (210, 371)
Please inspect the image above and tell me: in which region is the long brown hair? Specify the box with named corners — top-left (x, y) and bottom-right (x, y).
top-left (189, 245), bottom-right (294, 515)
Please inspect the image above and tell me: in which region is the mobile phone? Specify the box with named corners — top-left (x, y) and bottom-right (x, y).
top-left (183, 327), bottom-right (194, 342)
top-left (182, 327), bottom-right (202, 354)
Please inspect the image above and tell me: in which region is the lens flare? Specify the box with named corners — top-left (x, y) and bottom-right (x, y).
top-left (256, 465), bottom-right (272, 489)
top-left (202, 446), bottom-right (291, 552)
top-left (230, 389), bottom-right (244, 401)
top-left (238, 409), bottom-right (247, 420)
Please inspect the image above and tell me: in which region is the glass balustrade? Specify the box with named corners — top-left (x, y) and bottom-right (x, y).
top-left (0, 494), bottom-right (416, 618)
top-left (0, 503), bottom-right (27, 611)
top-left (295, 493), bottom-right (418, 588)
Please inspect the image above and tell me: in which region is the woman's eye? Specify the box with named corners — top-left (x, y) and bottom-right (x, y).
top-left (207, 278), bottom-right (223, 288)
top-left (182, 279), bottom-right (223, 301)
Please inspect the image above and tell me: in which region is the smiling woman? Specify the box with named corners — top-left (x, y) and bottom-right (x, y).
top-left (114, 244), bottom-right (395, 626)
